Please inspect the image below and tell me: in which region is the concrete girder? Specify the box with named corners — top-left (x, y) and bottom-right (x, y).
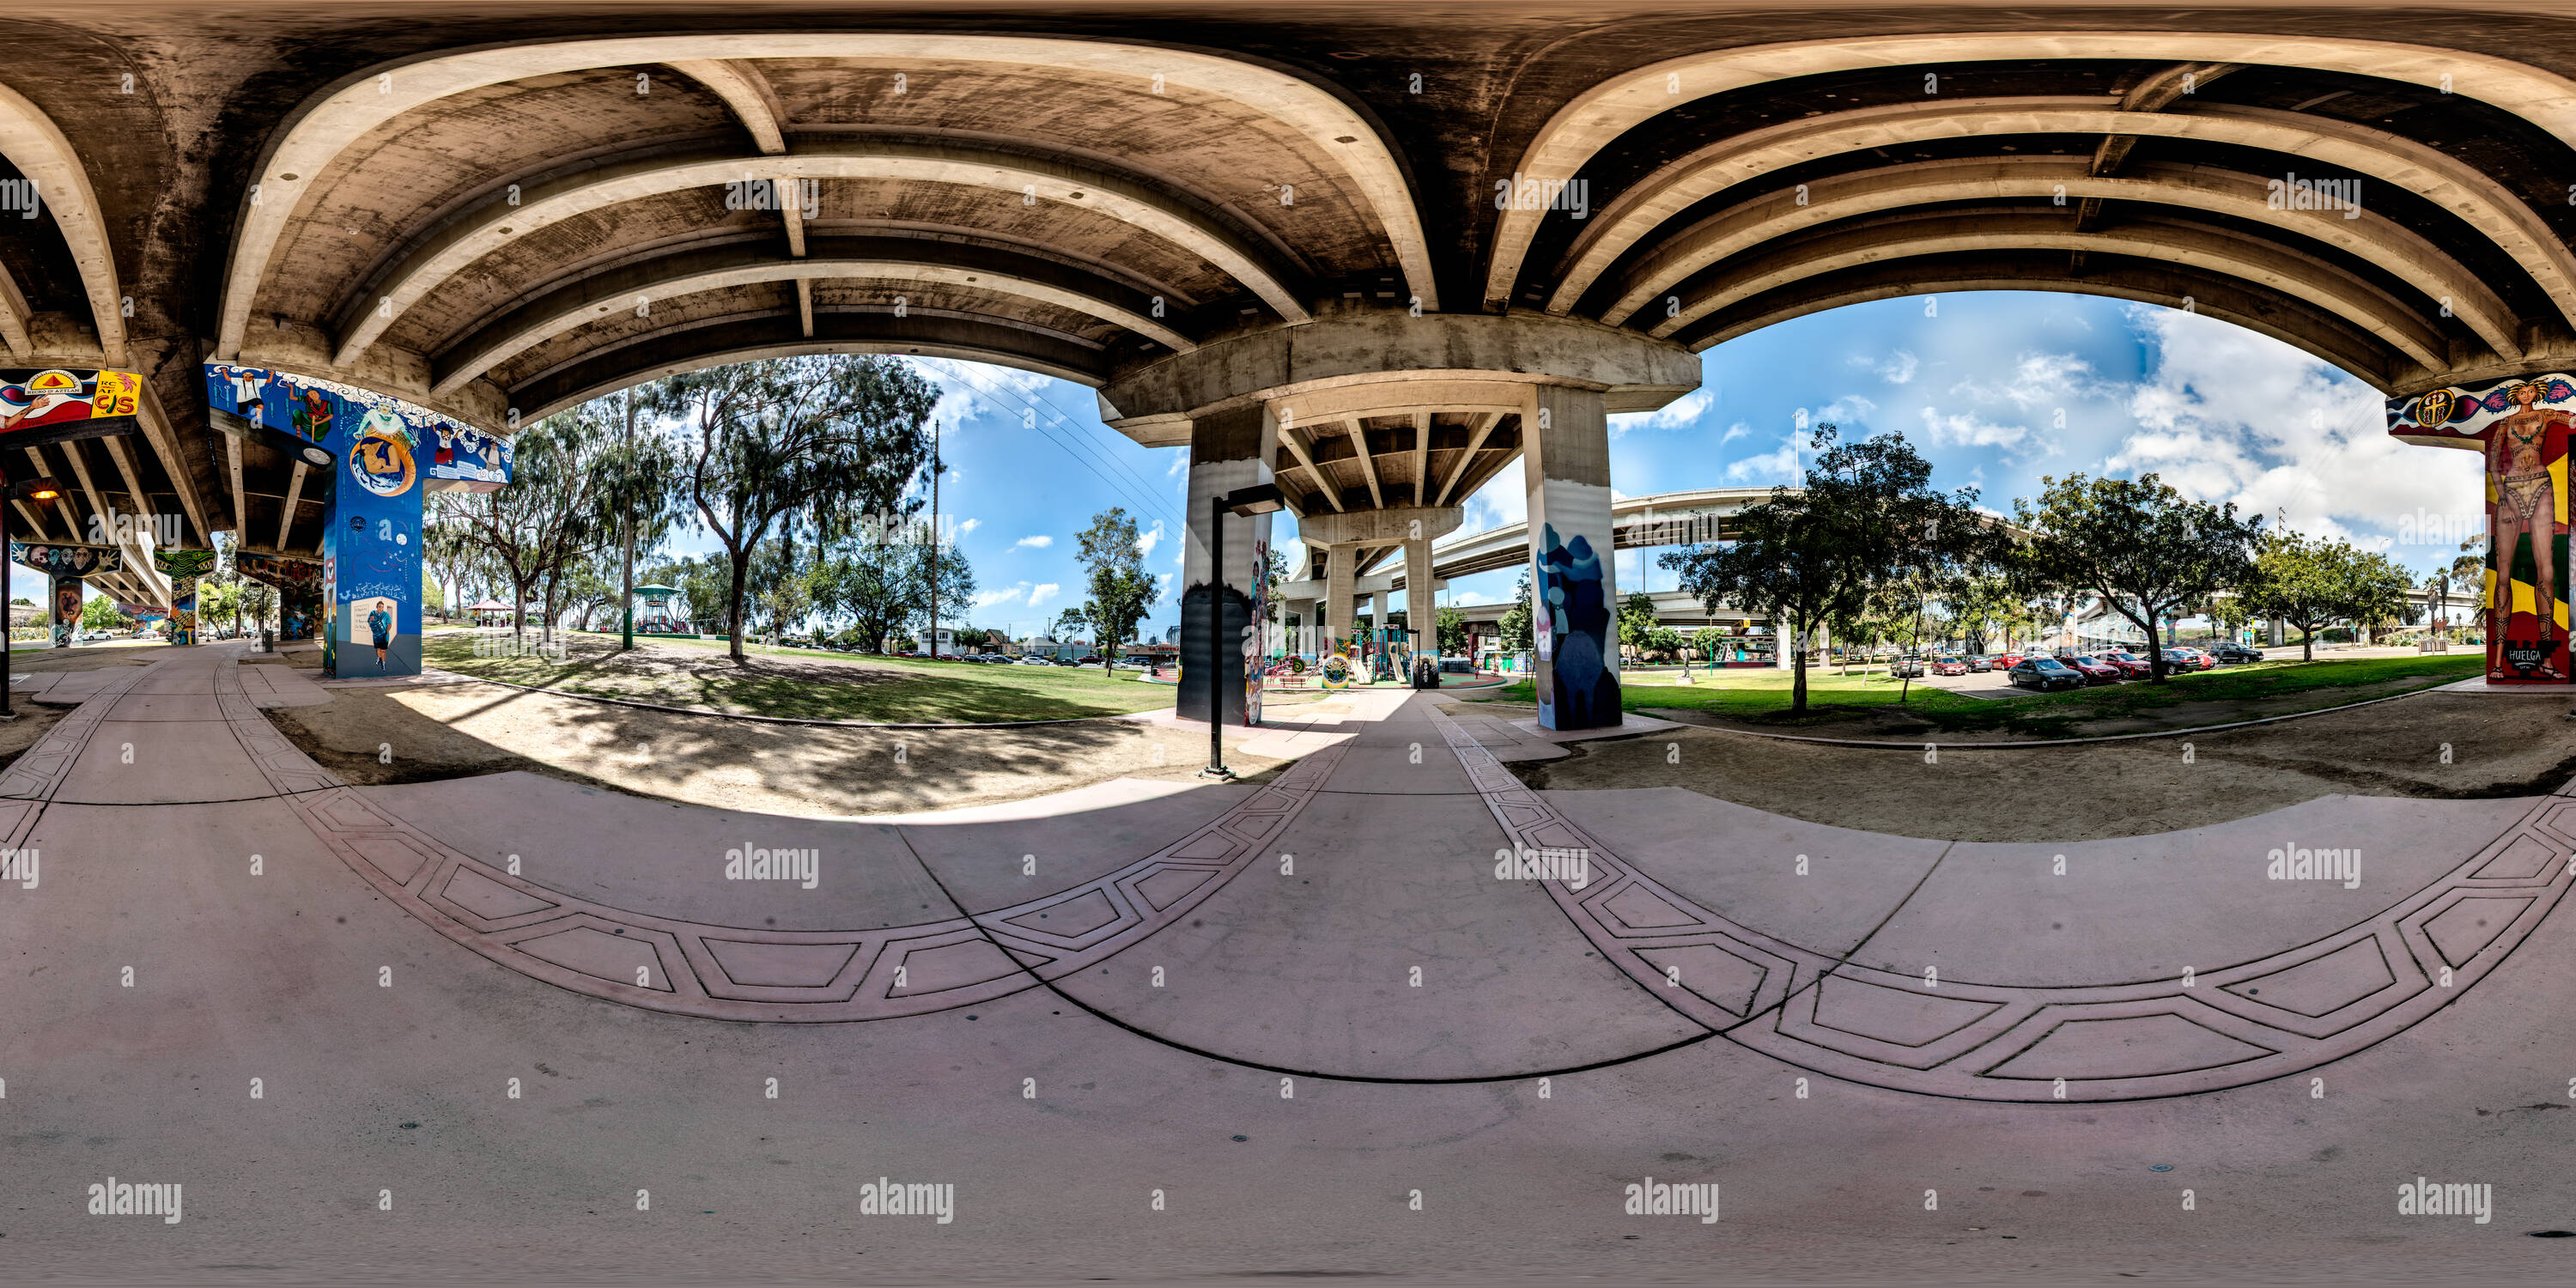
top-left (1548, 98), bottom-right (2575, 337)
top-left (1435, 411), bottom-right (1504, 507)
top-left (0, 258), bottom-right (29, 356)
top-left (329, 139), bottom-right (1304, 369)
top-left (2087, 64), bottom-right (2239, 184)
top-left (508, 307), bottom-right (1104, 425)
top-left (431, 238), bottom-right (1196, 396)
top-left (1101, 306), bottom-right (1698, 443)
top-left (218, 33), bottom-right (1435, 360)
top-left (1681, 254), bottom-right (2408, 390)
top-left (1486, 31), bottom-right (2576, 313)
top-left (667, 59), bottom-right (787, 155)
top-left (1276, 422), bottom-right (1342, 513)
top-left (1656, 209), bottom-right (2451, 371)
top-left (0, 80), bottom-right (124, 365)
top-left (1603, 157), bottom-right (2518, 361)
top-left (1346, 420), bottom-right (1385, 508)
top-left (1294, 505), bottom-right (1461, 548)
top-left (1411, 412), bottom-right (1431, 509)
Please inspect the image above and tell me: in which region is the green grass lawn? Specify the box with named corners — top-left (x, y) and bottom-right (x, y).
top-left (1486, 653), bottom-right (2489, 736)
top-left (422, 630), bottom-right (1176, 724)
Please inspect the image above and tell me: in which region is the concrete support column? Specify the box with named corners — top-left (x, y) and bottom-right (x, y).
top-left (1323, 549), bottom-right (1354, 657)
top-left (1289, 597), bottom-right (1315, 655)
top-left (1176, 403), bottom-right (1276, 725)
top-left (49, 576), bottom-right (78, 647)
top-left (1403, 534), bottom-right (1438, 655)
top-left (1523, 385), bottom-right (1620, 730)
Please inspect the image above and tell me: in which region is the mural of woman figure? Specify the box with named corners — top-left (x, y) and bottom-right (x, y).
top-left (2490, 380), bottom-right (2565, 644)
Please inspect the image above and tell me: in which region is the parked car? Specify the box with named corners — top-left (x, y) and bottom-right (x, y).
top-left (1964, 654), bottom-right (1995, 672)
top-left (2209, 642), bottom-right (2264, 665)
top-left (1889, 655), bottom-right (1926, 678)
top-left (2092, 650), bottom-right (2153, 678)
top-left (1931, 656), bottom-right (1968, 677)
top-left (2007, 656), bottom-right (2085, 690)
top-left (1014, 655), bottom-right (1054, 666)
top-left (1990, 652), bottom-right (2025, 671)
top-left (2053, 653), bottom-right (2123, 684)
top-left (2159, 647), bottom-right (2213, 672)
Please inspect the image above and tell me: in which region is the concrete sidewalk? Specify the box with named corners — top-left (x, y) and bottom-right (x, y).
top-left (3, 641), bottom-right (2574, 1280)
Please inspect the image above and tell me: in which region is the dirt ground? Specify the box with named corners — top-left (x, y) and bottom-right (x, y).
top-left (263, 679), bottom-right (1289, 817)
top-left (1479, 691), bottom-right (2576, 841)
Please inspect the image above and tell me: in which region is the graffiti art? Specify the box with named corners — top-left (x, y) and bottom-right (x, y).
top-left (153, 549), bottom-right (220, 580)
top-left (2388, 375), bottom-right (2573, 683)
top-left (10, 542), bottom-right (119, 578)
top-left (0, 368), bottom-right (141, 435)
top-left (1534, 523), bottom-right (1621, 726)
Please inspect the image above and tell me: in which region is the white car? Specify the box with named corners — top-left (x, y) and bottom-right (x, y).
top-left (1014, 655), bottom-right (1054, 666)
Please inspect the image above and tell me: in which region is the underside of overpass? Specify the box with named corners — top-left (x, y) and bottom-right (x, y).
top-left (4, 3), bottom-right (2573, 715)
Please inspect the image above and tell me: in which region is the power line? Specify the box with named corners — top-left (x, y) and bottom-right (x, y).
top-left (916, 362), bottom-right (1182, 533)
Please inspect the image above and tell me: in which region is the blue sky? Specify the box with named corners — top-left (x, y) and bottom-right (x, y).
top-left (652, 289), bottom-right (2486, 638)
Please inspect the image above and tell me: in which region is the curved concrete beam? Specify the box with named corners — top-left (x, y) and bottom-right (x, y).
top-left (434, 240), bottom-right (1193, 396)
top-left (1664, 209), bottom-right (2448, 369)
top-left (1489, 33), bottom-right (2576, 314)
top-left (1684, 255), bottom-right (2403, 389)
top-left (666, 59), bottom-right (786, 155)
top-left (507, 308), bottom-right (1104, 424)
top-left (1551, 97), bottom-right (2573, 337)
top-left (1607, 156), bottom-right (2516, 359)
top-left (221, 33), bottom-right (1432, 358)
top-left (0, 81), bottom-right (125, 364)
top-left (334, 139), bottom-right (1296, 369)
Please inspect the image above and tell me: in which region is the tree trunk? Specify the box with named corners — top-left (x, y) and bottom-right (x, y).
top-left (2144, 614), bottom-right (2165, 683)
top-left (621, 526), bottom-right (635, 651)
top-left (511, 574), bottom-right (529, 648)
top-left (2302, 621), bottom-right (2314, 662)
top-left (726, 546), bottom-right (751, 664)
top-left (1790, 617), bottom-right (1809, 714)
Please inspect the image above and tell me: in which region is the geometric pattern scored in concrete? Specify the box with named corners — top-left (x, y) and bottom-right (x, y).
top-left (12, 644), bottom-right (2567, 1102)
top-left (1425, 703), bottom-right (2576, 1102)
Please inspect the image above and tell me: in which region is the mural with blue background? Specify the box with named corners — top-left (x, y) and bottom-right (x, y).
top-left (204, 365), bottom-right (512, 677)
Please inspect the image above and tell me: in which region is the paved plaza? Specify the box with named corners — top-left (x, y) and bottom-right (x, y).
top-left (2, 642), bottom-right (2573, 1281)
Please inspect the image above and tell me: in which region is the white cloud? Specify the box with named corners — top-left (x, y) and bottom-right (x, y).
top-left (1917, 406), bottom-right (2032, 450)
top-left (1951, 350), bottom-right (2111, 412)
top-left (1718, 420), bottom-right (1753, 446)
top-left (1725, 437), bottom-right (1801, 484)
top-left (1027, 583), bottom-right (1061, 610)
top-left (974, 582), bottom-right (1030, 609)
top-left (1879, 349), bottom-right (1920, 384)
top-left (1012, 534), bottom-right (1054, 550)
top-left (1136, 520), bottom-right (1163, 559)
top-left (956, 517), bottom-right (980, 536)
top-left (2103, 306), bottom-right (2479, 552)
top-left (1156, 571), bottom-right (1173, 603)
top-left (1448, 590), bottom-right (1497, 607)
top-left (1610, 386), bottom-right (1713, 437)
top-left (1813, 395), bottom-right (1878, 426)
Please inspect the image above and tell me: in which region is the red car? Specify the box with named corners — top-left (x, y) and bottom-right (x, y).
top-left (1931, 656), bottom-right (1968, 676)
top-left (2093, 650), bottom-right (2153, 678)
top-left (2161, 647), bottom-right (2216, 671)
top-left (2053, 653), bottom-right (2122, 683)
top-left (1991, 652), bottom-right (2025, 670)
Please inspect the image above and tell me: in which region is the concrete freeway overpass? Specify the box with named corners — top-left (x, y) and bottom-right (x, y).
top-left (3, 3), bottom-right (2572, 720)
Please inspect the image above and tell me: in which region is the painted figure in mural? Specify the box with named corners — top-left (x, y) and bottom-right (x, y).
top-left (2489, 381), bottom-right (2565, 647)
top-left (368, 601), bottom-right (392, 671)
top-left (292, 387), bottom-right (336, 441)
top-left (1536, 524), bottom-right (1620, 727)
top-left (0, 371), bottom-right (84, 431)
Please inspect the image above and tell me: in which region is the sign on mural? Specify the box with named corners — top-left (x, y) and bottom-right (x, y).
top-left (1, 368), bottom-right (141, 435)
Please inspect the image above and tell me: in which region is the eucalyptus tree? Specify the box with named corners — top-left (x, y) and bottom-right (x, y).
top-left (644, 355), bottom-right (939, 663)
top-left (2014, 473), bottom-right (2263, 681)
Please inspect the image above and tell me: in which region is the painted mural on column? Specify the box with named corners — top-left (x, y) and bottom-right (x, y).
top-left (1243, 537), bottom-right (1268, 726)
top-left (155, 550), bottom-right (217, 646)
top-left (49, 576), bottom-right (79, 646)
top-left (1, 368), bottom-right (141, 434)
top-left (9, 543), bottom-right (119, 578)
top-left (206, 366), bottom-right (512, 677)
top-left (1534, 524), bottom-right (1621, 726)
top-left (2388, 376), bottom-right (2573, 683)
top-left (235, 553), bottom-right (323, 642)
